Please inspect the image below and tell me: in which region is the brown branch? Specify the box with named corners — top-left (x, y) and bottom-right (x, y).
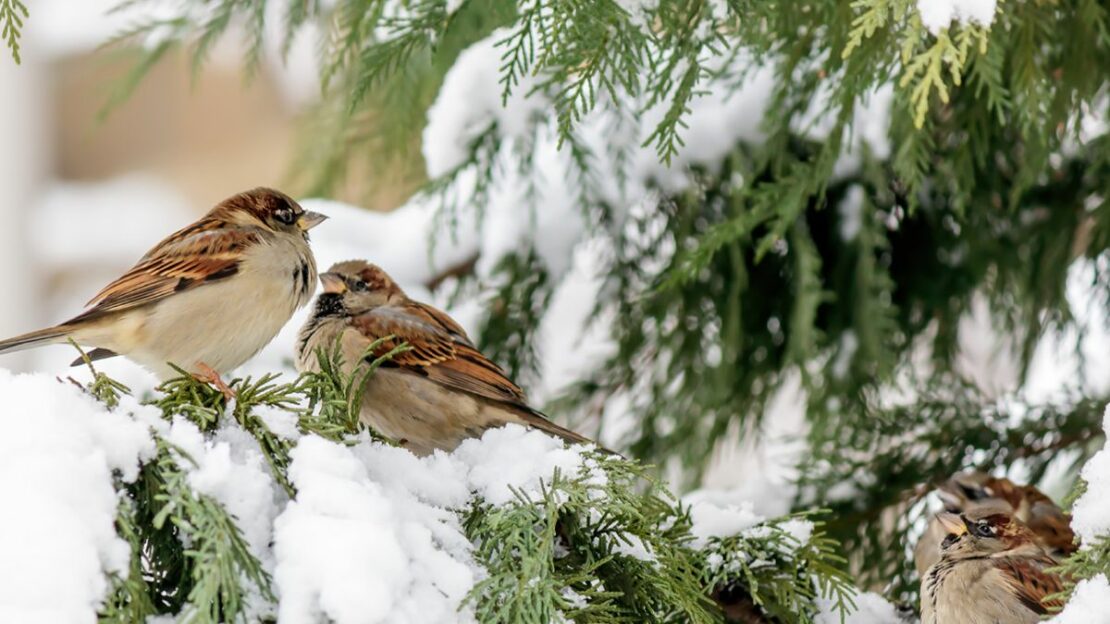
top-left (424, 252), bottom-right (480, 291)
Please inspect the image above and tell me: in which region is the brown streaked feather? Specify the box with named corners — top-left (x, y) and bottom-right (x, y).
top-left (70, 220), bottom-right (261, 322)
top-left (351, 301), bottom-right (529, 407)
top-left (351, 299), bottom-right (606, 450)
top-left (997, 556), bottom-right (1064, 614)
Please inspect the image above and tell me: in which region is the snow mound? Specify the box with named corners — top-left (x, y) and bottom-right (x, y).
top-left (274, 435), bottom-right (478, 624)
top-left (0, 372), bottom-right (156, 624)
top-left (1068, 406), bottom-right (1110, 544)
top-left (684, 489), bottom-right (766, 548)
top-left (1049, 574), bottom-right (1110, 624)
top-left (273, 424), bottom-right (602, 624)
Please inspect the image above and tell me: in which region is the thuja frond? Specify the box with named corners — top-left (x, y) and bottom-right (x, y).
top-left (78, 367), bottom-right (275, 621)
top-left (297, 335), bottom-right (410, 442)
top-left (462, 453), bottom-right (718, 623)
top-left (227, 373), bottom-right (303, 496)
top-left (464, 450), bottom-right (854, 622)
top-left (1050, 531), bottom-right (1110, 608)
top-left (100, 496), bottom-right (159, 624)
top-left (347, 0), bottom-right (448, 112)
top-left (1049, 470), bottom-right (1109, 607)
top-left (0, 0), bottom-right (28, 64)
top-left (69, 341), bottom-right (131, 409)
top-left (152, 366), bottom-right (227, 432)
top-left (477, 250), bottom-right (553, 387)
top-left (153, 438), bottom-right (275, 623)
top-left (700, 512), bottom-right (854, 623)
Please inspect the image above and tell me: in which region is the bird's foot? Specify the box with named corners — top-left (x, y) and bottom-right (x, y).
top-left (193, 363), bottom-right (236, 401)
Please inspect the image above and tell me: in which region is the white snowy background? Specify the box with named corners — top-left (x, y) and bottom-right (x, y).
top-left (1, 1), bottom-right (1108, 623)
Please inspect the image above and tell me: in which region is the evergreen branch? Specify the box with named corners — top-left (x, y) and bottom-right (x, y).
top-left (464, 451), bottom-right (854, 622)
top-left (0, 0), bottom-right (27, 64)
top-left (297, 335), bottom-right (410, 442)
top-left (701, 512), bottom-right (854, 622)
top-left (153, 438), bottom-right (275, 623)
top-left (463, 455), bottom-right (718, 622)
top-left (69, 340), bottom-right (132, 409)
top-left (347, 0), bottom-right (447, 112)
top-left (228, 374), bottom-right (303, 496)
top-left (100, 496), bottom-right (159, 623)
top-left (75, 365), bottom-right (275, 621)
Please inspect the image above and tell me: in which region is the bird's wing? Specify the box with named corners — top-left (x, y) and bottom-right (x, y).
top-left (998, 556), bottom-right (1065, 614)
top-left (1027, 502), bottom-right (1077, 557)
top-left (352, 300), bottom-right (606, 450)
top-left (74, 219), bottom-right (260, 320)
top-left (350, 301), bottom-right (528, 406)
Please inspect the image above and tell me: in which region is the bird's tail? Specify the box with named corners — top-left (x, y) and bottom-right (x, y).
top-left (520, 412), bottom-right (621, 456)
top-left (0, 326), bottom-right (69, 356)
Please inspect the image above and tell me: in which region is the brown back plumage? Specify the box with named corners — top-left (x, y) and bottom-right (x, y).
top-left (323, 260), bottom-right (603, 449)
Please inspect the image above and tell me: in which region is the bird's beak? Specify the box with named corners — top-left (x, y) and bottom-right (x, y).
top-left (297, 211), bottom-right (328, 231)
top-left (936, 512), bottom-right (967, 536)
top-left (320, 272), bottom-right (347, 294)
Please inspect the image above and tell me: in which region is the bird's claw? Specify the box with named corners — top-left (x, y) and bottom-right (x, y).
top-left (193, 363), bottom-right (237, 401)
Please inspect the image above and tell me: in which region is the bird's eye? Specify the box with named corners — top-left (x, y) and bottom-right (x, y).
top-left (974, 522), bottom-right (995, 537)
top-left (275, 208), bottom-right (297, 225)
top-left (351, 280), bottom-right (369, 292)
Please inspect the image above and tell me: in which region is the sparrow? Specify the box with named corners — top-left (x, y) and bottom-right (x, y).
top-left (920, 508), bottom-right (1064, 624)
top-left (295, 260), bottom-right (601, 455)
top-left (0, 187), bottom-right (326, 394)
top-left (913, 472), bottom-right (1075, 577)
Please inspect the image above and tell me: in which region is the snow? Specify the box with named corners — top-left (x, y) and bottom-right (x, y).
top-left (816, 591), bottom-right (902, 624)
top-left (0, 371), bottom-right (156, 624)
top-left (453, 424), bottom-right (604, 505)
top-left (1067, 406), bottom-right (1110, 545)
top-left (917, 0), bottom-right (998, 34)
top-left (1049, 575), bottom-right (1110, 624)
top-left (838, 186), bottom-right (865, 242)
top-left (614, 0), bottom-right (660, 30)
top-left (683, 489), bottom-right (766, 548)
top-left (162, 416), bottom-right (285, 592)
top-left (273, 435), bottom-right (477, 624)
top-left (0, 368), bottom-right (616, 624)
top-left (273, 425), bottom-right (604, 623)
top-left (422, 29), bottom-right (549, 178)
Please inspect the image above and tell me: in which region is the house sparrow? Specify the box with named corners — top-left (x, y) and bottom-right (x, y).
top-left (0, 187), bottom-right (325, 394)
top-left (921, 508), bottom-right (1064, 624)
top-left (914, 472), bottom-right (1075, 576)
top-left (295, 260), bottom-right (601, 455)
